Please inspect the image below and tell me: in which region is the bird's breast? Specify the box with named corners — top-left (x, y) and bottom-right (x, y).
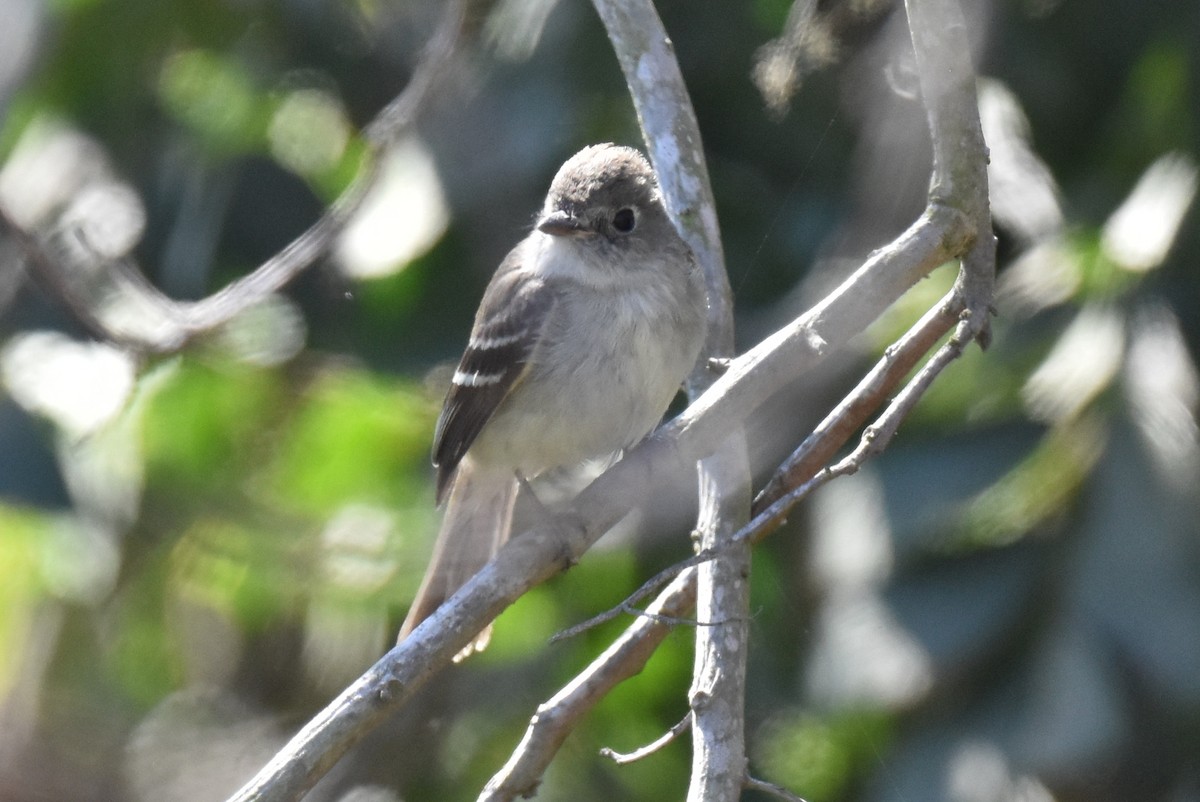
top-left (466, 278), bottom-right (701, 475)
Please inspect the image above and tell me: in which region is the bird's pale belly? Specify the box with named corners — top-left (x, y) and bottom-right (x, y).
top-left (467, 310), bottom-right (693, 477)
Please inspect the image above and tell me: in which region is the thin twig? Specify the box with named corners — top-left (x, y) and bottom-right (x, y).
top-left (221, 3), bottom-right (991, 794)
top-left (556, 285), bottom-right (965, 645)
top-left (600, 714), bottom-right (692, 765)
top-left (549, 548), bottom-right (712, 641)
top-left (738, 306), bottom-right (989, 549)
top-left (616, 605), bottom-right (703, 628)
top-left (745, 773), bottom-right (809, 802)
top-left (753, 288), bottom-right (962, 514)
top-left (477, 568), bottom-right (699, 802)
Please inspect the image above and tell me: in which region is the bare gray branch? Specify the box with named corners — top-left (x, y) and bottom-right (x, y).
top-left (224, 1), bottom-right (994, 799)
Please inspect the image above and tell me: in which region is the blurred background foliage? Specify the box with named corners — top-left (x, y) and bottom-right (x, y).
top-left (0, 0), bottom-right (1198, 800)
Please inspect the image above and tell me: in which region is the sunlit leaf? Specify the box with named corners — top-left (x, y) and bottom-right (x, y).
top-left (141, 358), bottom-right (284, 492)
top-left (0, 504), bottom-right (54, 697)
top-left (753, 708), bottom-right (893, 800)
top-left (159, 49), bottom-right (266, 155)
top-left (170, 515), bottom-right (311, 633)
top-left (261, 367), bottom-right (436, 515)
top-left (955, 414), bottom-right (1105, 548)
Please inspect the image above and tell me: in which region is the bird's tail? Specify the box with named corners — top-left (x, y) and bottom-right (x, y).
top-left (398, 460), bottom-right (517, 656)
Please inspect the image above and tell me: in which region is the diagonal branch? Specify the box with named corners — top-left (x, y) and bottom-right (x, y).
top-left (224, 0), bottom-right (994, 799)
top-left (753, 287), bottom-right (962, 515)
top-left (484, 287), bottom-right (966, 781)
top-left (468, 276), bottom-right (984, 802)
top-left (458, 0), bottom-right (996, 796)
top-left (745, 773), bottom-right (810, 802)
top-left (222, 182), bottom-right (978, 802)
top-left (0, 205), bottom-right (145, 348)
top-left (4, 0), bottom-right (465, 354)
top-left (745, 301), bottom-right (989, 544)
top-left (477, 567), bottom-right (698, 802)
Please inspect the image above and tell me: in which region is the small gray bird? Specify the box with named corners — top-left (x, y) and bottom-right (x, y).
top-left (399, 143), bottom-right (707, 652)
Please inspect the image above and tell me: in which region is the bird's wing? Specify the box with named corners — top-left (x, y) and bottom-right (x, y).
top-left (432, 250), bottom-right (558, 502)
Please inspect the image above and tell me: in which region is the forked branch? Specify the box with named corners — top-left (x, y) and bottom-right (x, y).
top-left (477, 0), bottom-right (992, 797)
top-left (224, 0), bottom-right (993, 799)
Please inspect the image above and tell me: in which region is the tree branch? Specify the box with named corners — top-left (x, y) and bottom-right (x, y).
top-left (753, 287), bottom-right (962, 516)
top-left (222, 187), bottom-right (979, 802)
top-left (745, 774), bottom-right (810, 802)
top-left (225, 0), bottom-right (994, 798)
top-left (588, 3), bottom-right (748, 797)
top-left (905, 0), bottom-right (995, 331)
top-left (600, 713), bottom-right (692, 765)
top-left (588, 3), bottom-right (751, 799)
top-left (747, 302), bottom-right (989, 541)
top-left (588, 0), bottom-right (727, 342)
top-left (4, 0), bottom-right (465, 354)
top-left (477, 568), bottom-right (698, 802)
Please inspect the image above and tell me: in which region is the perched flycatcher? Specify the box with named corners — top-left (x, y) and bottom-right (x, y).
top-left (399, 143), bottom-right (707, 651)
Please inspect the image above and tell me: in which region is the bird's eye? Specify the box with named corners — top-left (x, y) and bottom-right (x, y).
top-left (612, 207), bottom-right (637, 233)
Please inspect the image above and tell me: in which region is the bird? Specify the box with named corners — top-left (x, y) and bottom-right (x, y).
top-left (398, 143), bottom-right (707, 653)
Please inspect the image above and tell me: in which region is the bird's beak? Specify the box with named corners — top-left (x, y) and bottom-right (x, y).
top-left (537, 210), bottom-right (588, 238)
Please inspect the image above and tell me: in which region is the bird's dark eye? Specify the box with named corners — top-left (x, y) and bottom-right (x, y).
top-left (612, 207), bottom-right (636, 233)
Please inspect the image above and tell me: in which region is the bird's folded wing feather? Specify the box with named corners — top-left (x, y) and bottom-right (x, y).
top-left (432, 250), bottom-right (559, 502)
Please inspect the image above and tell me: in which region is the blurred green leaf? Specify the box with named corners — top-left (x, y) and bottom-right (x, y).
top-left (315, 133), bottom-right (370, 200)
top-left (108, 555), bottom-right (179, 706)
top-left (1073, 231), bottom-right (1140, 300)
top-left (483, 586), bottom-right (560, 664)
top-left (1110, 38), bottom-right (1196, 168)
top-left (754, 708), bottom-right (893, 800)
top-left (170, 516), bottom-right (306, 631)
top-left (485, 549), bottom-right (639, 664)
top-left (158, 48), bottom-right (267, 155)
top-left (141, 358), bottom-right (283, 493)
top-left (262, 367), bottom-right (435, 515)
top-left (955, 414), bottom-right (1105, 549)
top-left (753, 0), bottom-right (795, 32)
top-left (354, 255), bottom-right (435, 338)
top-left (0, 504), bottom-right (54, 695)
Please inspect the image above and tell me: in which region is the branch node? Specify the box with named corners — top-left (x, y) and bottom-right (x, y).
top-left (804, 325), bottom-right (828, 354)
top-left (706, 356), bottom-right (733, 374)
